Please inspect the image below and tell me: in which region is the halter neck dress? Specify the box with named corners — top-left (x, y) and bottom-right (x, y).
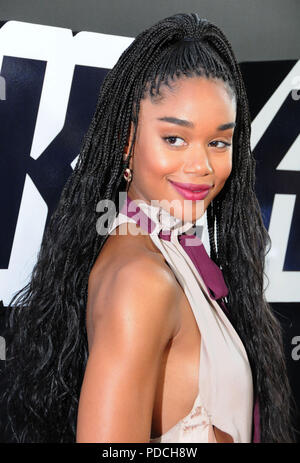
top-left (107, 195), bottom-right (254, 443)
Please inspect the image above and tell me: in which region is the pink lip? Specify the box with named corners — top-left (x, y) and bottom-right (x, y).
top-left (169, 180), bottom-right (213, 191)
top-left (169, 180), bottom-right (213, 201)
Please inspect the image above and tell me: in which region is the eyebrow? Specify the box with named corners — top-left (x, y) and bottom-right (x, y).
top-left (157, 116), bottom-right (236, 131)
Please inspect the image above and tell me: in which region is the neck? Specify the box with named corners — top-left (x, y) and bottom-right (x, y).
top-left (124, 192), bottom-right (195, 235)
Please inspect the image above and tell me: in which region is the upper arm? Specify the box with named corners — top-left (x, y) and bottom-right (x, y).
top-left (76, 256), bottom-right (180, 443)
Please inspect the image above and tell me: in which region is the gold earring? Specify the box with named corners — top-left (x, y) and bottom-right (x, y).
top-left (124, 167), bottom-right (133, 192)
top-left (123, 167), bottom-right (132, 182)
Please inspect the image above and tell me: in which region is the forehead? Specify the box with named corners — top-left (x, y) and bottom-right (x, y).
top-left (139, 76), bottom-right (236, 125)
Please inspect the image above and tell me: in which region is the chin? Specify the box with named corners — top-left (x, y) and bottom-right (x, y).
top-left (171, 200), bottom-right (206, 224)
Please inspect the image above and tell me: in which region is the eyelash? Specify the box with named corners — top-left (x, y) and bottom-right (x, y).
top-left (163, 136), bottom-right (232, 149)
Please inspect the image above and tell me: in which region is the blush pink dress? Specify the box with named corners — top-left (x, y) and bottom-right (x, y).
top-left (107, 196), bottom-right (254, 443)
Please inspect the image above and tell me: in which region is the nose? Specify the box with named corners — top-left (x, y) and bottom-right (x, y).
top-left (183, 145), bottom-right (213, 175)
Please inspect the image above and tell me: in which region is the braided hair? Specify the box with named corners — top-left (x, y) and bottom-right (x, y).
top-left (3, 12), bottom-right (297, 442)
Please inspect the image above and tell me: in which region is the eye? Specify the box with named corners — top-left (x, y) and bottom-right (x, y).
top-left (209, 140), bottom-right (232, 149)
top-left (163, 136), bottom-right (186, 147)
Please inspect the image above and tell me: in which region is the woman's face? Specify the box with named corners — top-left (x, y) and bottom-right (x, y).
top-left (124, 76), bottom-right (236, 222)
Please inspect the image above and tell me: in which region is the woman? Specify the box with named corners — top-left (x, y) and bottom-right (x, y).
top-left (3, 13), bottom-right (296, 443)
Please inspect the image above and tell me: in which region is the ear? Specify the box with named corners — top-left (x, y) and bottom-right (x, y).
top-left (123, 121), bottom-right (135, 168)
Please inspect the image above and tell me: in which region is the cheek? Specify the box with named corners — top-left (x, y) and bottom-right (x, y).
top-left (135, 135), bottom-right (178, 177)
top-left (212, 154), bottom-right (232, 184)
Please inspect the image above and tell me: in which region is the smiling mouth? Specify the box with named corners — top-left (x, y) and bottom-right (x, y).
top-left (168, 179), bottom-right (213, 191)
top-left (168, 180), bottom-right (213, 200)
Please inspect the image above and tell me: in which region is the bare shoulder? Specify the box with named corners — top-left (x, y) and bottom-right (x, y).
top-left (78, 242), bottom-right (182, 441)
top-left (88, 238), bottom-right (181, 347)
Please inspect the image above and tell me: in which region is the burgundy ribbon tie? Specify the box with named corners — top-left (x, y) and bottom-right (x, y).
top-left (158, 228), bottom-right (229, 316)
